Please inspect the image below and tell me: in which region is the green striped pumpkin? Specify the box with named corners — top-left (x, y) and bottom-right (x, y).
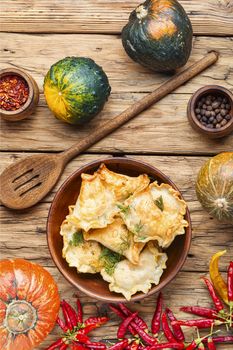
top-left (44, 57), bottom-right (111, 125)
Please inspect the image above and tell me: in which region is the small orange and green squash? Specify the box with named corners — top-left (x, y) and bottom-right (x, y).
top-left (44, 57), bottom-right (111, 125)
top-left (122, 0), bottom-right (193, 72)
top-left (196, 152), bottom-right (233, 224)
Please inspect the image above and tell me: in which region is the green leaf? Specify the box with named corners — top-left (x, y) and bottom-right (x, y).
top-left (134, 221), bottom-right (144, 234)
top-left (99, 247), bottom-right (122, 276)
top-left (137, 236), bottom-right (147, 241)
top-left (119, 234), bottom-right (130, 254)
top-left (69, 230), bottom-right (84, 246)
top-left (117, 204), bottom-right (130, 215)
top-left (154, 195), bottom-right (164, 212)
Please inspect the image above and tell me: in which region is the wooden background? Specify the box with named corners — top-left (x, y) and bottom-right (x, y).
top-left (0, 0), bottom-right (233, 348)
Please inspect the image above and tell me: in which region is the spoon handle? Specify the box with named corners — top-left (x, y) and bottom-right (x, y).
top-left (61, 51), bottom-right (219, 164)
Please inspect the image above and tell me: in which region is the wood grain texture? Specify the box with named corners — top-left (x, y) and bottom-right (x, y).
top-left (0, 34), bottom-right (232, 154)
top-left (1, 153), bottom-right (232, 271)
top-left (1, 153), bottom-right (232, 349)
top-left (1, 0), bottom-right (233, 35)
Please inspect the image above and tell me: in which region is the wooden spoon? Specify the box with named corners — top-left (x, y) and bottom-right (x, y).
top-left (0, 51), bottom-right (219, 210)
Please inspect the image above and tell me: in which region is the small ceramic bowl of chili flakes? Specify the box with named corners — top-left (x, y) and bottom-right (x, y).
top-left (0, 68), bottom-right (39, 121)
top-left (187, 85), bottom-right (233, 139)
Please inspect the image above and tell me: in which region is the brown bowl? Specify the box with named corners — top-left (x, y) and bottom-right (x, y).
top-left (187, 85), bottom-right (233, 139)
top-left (0, 68), bottom-right (39, 121)
top-left (47, 157), bottom-right (192, 302)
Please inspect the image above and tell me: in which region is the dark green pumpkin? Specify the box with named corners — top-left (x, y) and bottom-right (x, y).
top-left (122, 0), bottom-right (193, 72)
top-left (44, 57), bottom-right (111, 125)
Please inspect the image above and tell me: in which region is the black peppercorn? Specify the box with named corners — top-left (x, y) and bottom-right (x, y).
top-left (194, 92), bottom-right (232, 130)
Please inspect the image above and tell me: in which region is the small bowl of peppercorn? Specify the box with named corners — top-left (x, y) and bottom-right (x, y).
top-left (187, 85), bottom-right (233, 139)
top-left (0, 67), bottom-right (39, 121)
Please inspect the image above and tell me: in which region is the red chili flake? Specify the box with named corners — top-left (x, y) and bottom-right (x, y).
top-left (0, 74), bottom-right (29, 111)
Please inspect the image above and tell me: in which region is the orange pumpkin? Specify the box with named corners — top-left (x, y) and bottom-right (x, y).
top-left (0, 259), bottom-right (60, 350)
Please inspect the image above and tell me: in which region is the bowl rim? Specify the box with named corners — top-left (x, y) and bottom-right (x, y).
top-left (187, 85), bottom-right (233, 137)
top-left (47, 156), bottom-right (192, 302)
top-left (0, 68), bottom-right (35, 116)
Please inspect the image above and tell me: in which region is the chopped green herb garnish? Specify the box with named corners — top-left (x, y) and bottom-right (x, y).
top-left (99, 247), bottom-right (122, 276)
top-left (69, 230), bottom-right (84, 246)
top-left (117, 204), bottom-right (130, 215)
top-left (137, 236), bottom-right (147, 241)
top-left (154, 195), bottom-right (164, 211)
top-left (134, 221), bottom-right (144, 234)
top-left (119, 234), bottom-right (130, 254)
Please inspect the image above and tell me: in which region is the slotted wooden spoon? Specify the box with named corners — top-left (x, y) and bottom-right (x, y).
top-left (0, 51), bottom-right (219, 210)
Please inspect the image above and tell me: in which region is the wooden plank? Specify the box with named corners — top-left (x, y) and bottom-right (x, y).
top-left (1, 153), bottom-right (232, 273)
top-left (0, 34), bottom-right (232, 154)
top-left (1, 153), bottom-right (232, 349)
top-left (1, 0), bottom-right (233, 36)
top-left (1, 34), bottom-right (232, 95)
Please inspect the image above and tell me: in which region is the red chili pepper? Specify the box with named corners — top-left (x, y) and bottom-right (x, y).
top-left (185, 340), bottom-right (198, 350)
top-left (61, 300), bottom-right (79, 328)
top-left (130, 321), bottom-right (157, 345)
top-left (130, 342), bottom-right (139, 350)
top-left (118, 303), bottom-right (148, 330)
top-left (202, 278), bottom-right (224, 311)
top-left (180, 306), bottom-right (218, 319)
top-left (108, 339), bottom-right (129, 350)
top-left (151, 292), bottom-right (163, 335)
top-left (109, 304), bottom-right (137, 336)
top-left (172, 319), bottom-right (223, 329)
top-left (85, 316), bottom-right (109, 327)
top-left (203, 336), bottom-right (233, 344)
top-left (75, 333), bottom-right (90, 344)
top-left (150, 342), bottom-right (185, 349)
top-left (56, 316), bottom-right (69, 332)
top-left (45, 338), bottom-right (64, 350)
top-left (77, 298), bottom-right (83, 323)
top-left (227, 261), bottom-right (233, 308)
top-left (85, 342), bottom-right (106, 349)
top-left (60, 344), bottom-right (68, 350)
top-left (117, 312), bottom-right (138, 339)
top-left (161, 312), bottom-right (177, 343)
top-left (207, 338), bottom-right (216, 350)
top-left (78, 324), bottom-right (98, 335)
top-left (71, 345), bottom-right (87, 350)
top-left (165, 308), bottom-right (184, 342)
top-left (61, 301), bottom-right (74, 330)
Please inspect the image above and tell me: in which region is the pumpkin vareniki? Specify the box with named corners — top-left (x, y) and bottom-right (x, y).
top-left (61, 218), bottom-right (103, 273)
top-left (120, 182), bottom-right (188, 247)
top-left (67, 172), bottom-right (119, 231)
top-left (100, 242), bottom-right (167, 300)
top-left (84, 217), bottom-right (145, 264)
top-left (97, 163), bottom-right (150, 201)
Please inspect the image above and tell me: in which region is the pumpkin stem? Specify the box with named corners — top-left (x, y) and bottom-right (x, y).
top-left (136, 5), bottom-right (148, 20)
top-left (215, 198), bottom-right (228, 210)
top-left (5, 300), bottom-right (37, 334)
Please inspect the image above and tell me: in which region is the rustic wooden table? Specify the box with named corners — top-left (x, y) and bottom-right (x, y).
top-left (1, 1), bottom-right (233, 349)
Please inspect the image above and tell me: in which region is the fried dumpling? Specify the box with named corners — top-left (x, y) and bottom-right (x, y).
top-left (97, 163), bottom-right (150, 201)
top-left (84, 217), bottom-right (145, 264)
top-left (68, 172), bottom-right (119, 231)
top-left (61, 220), bottom-right (102, 273)
top-left (100, 242), bottom-right (167, 300)
top-left (120, 182), bottom-right (188, 248)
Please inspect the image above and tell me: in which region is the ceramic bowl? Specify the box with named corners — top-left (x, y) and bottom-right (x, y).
top-left (0, 67), bottom-right (39, 121)
top-left (187, 85), bottom-right (233, 139)
top-left (47, 157), bottom-right (192, 302)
